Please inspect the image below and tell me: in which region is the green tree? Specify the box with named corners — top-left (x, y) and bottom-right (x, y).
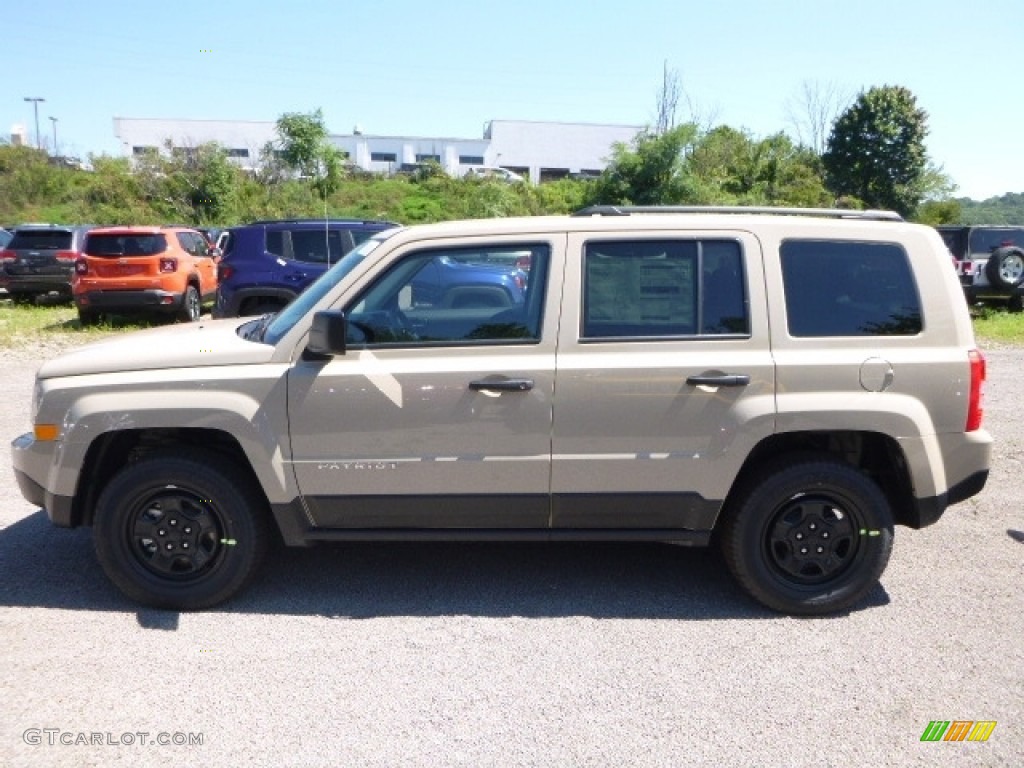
top-left (590, 124), bottom-right (700, 205)
top-left (822, 85), bottom-right (928, 217)
top-left (272, 109), bottom-right (346, 200)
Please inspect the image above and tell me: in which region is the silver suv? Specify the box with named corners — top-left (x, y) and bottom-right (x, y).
top-left (12, 206), bottom-right (993, 614)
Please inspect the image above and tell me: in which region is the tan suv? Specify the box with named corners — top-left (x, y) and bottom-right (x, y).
top-left (12, 206), bottom-right (992, 614)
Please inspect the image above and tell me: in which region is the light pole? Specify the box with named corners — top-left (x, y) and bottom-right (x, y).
top-left (23, 97), bottom-right (45, 150)
top-left (49, 116), bottom-right (58, 155)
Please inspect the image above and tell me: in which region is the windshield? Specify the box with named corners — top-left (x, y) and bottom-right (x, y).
top-left (261, 231), bottom-right (397, 345)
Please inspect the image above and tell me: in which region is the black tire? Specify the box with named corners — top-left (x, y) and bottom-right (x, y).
top-left (719, 457), bottom-right (893, 615)
top-left (177, 284), bottom-right (201, 322)
top-left (93, 452), bottom-right (271, 610)
top-left (77, 309), bottom-right (100, 327)
top-left (984, 246), bottom-right (1024, 289)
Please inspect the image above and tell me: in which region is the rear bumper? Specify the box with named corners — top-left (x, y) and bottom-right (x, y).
top-left (76, 289), bottom-right (184, 313)
top-left (0, 272), bottom-right (73, 294)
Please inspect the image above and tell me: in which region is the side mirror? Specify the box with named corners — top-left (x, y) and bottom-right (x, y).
top-left (209, 246), bottom-right (223, 261)
top-left (307, 311), bottom-right (347, 357)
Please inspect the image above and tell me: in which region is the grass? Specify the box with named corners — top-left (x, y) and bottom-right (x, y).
top-left (2, 296), bottom-right (1021, 352)
top-left (0, 297), bottom-right (156, 350)
top-left (971, 304), bottom-right (1024, 347)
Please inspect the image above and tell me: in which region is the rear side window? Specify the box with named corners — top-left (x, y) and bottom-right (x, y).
top-left (290, 229), bottom-right (349, 264)
top-left (781, 240), bottom-right (922, 337)
top-left (85, 233), bottom-right (167, 256)
top-left (582, 239), bottom-right (748, 339)
top-left (9, 230), bottom-right (73, 250)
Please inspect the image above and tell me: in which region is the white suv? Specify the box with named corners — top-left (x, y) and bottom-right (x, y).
top-left (12, 206), bottom-right (992, 614)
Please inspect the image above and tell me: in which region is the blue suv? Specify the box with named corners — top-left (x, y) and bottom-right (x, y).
top-left (214, 219), bottom-right (398, 317)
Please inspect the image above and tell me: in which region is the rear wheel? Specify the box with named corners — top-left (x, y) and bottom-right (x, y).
top-left (77, 309), bottom-right (100, 327)
top-left (93, 453), bottom-right (271, 610)
top-left (720, 457), bottom-right (893, 615)
top-left (177, 284), bottom-right (201, 322)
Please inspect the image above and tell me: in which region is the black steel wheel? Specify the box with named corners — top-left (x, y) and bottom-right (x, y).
top-left (720, 457), bottom-right (893, 615)
top-left (93, 452), bottom-right (270, 610)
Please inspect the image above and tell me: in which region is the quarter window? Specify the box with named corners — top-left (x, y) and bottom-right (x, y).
top-left (582, 240), bottom-right (748, 339)
top-left (780, 240), bottom-right (922, 337)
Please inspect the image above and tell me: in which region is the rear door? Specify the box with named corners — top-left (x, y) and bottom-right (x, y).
top-left (280, 227), bottom-right (353, 293)
top-left (550, 230), bottom-right (776, 533)
top-left (5, 228), bottom-right (75, 277)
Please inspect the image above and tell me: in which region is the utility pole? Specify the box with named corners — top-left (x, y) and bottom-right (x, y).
top-left (23, 97), bottom-right (45, 150)
top-left (49, 116), bottom-right (58, 155)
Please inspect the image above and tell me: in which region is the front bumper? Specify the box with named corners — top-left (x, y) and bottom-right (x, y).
top-left (11, 432), bottom-right (76, 527)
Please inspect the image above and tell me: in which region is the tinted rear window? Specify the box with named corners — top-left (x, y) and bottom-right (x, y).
top-left (781, 240), bottom-right (922, 337)
top-left (85, 234), bottom-right (167, 256)
top-left (966, 227), bottom-right (1024, 256)
top-left (9, 230), bottom-right (73, 250)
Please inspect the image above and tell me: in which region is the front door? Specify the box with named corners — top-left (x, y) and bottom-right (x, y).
top-left (287, 236), bottom-right (563, 529)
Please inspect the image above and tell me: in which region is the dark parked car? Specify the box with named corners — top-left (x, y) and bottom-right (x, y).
top-left (937, 225), bottom-right (1024, 310)
top-left (214, 219), bottom-right (399, 317)
top-left (0, 224), bottom-right (95, 302)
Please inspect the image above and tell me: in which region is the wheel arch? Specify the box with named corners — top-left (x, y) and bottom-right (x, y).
top-left (72, 428), bottom-right (271, 528)
top-left (722, 430), bottom-right (916, 528)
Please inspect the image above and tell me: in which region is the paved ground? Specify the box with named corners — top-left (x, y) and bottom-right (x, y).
top-left (0, 344), bottom-right (1021, 767)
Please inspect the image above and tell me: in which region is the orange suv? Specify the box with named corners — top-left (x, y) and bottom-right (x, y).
top-left (73, 226), bottom-right (218, 325)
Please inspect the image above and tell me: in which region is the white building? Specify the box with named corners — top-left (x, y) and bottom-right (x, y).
top-left (112, 117), bottom-right (643, 183)
top-left (113, 117), bottom-right (277, 170)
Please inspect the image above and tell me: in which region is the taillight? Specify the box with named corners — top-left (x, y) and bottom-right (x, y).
top-left (74, 259), bottom-right (88, 275)
top-left (159, 257), bottom-right (177, 273)
top-left (0, 249), bottom-right (13, 264)
top-left (217, 264), bottom-right (234, 281)
top-left (966, 349), bottom-right (986, 432)
top-left (55, 250), bottom-right (78, 262)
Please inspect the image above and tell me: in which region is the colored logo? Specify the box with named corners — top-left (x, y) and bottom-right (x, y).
top-left (921, 720), bottom-right (996, 742)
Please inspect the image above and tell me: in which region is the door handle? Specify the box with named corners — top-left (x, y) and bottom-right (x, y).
top-left (469, 378), bottom-right (534, 392)
top-left (686, 373), bottom-right (750, 387)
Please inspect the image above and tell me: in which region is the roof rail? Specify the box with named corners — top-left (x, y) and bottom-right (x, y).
top-left (245, 218), bottom-right (398, 226)
top-left (571, 205), bottom-right (904, 222)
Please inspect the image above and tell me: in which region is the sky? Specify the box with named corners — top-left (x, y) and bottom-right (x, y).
top-left (4, 0), bottom-right (1022, 200)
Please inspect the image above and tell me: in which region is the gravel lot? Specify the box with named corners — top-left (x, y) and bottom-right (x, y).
top-left (1, 341), bottom-right (1021, 768)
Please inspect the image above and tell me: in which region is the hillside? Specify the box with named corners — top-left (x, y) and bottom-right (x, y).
top-left (956, 192), bottom-right (1024, 224)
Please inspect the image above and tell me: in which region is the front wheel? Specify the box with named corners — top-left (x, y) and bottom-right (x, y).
top-left (93, 453), bottom-right (271, 610)
top-left (719, 457), bottom-right (893, 615)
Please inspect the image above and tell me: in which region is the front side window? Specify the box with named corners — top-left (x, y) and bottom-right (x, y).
top-left (781, 240), bottom-right (922, 337)
top-left (582, 239), bottom-right (748, 339)
top-left (345, 244), bottom-right (549, 347)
